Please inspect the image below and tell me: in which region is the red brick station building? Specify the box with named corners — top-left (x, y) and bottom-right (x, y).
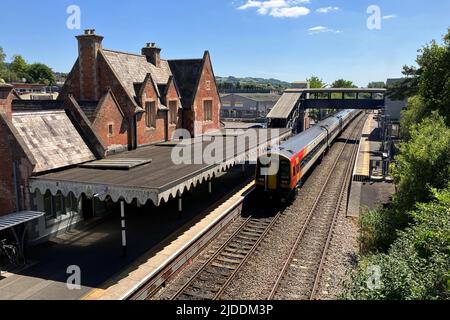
top-left (0, 29), bottom-right (222, 241)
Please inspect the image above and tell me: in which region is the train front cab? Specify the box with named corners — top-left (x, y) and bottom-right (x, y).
top-left (255, 153), bottom-right (292, 197)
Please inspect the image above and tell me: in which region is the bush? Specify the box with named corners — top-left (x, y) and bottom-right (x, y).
top-left (359, 206), bottom-right (409, 254)
top-left (343, 187), bottom-right (450, 300)
top-left (392, 113), bottom-right (450, 212)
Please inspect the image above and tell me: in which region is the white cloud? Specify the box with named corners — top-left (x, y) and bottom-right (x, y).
top-left (316, 6), bottom-right (339, 14)
top-left (237, 0), bottom-right (311, 18)
top-left (308, 26), bottom-right (341, 34)
top-left (270, 6), bottom-right (310, 17)
top-left (382, 14), bottom-right (397, 20)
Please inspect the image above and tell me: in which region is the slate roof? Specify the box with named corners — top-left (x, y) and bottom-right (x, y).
top-left (12, 111), bottom-right (96, 173)
top-left (168, 59), bottom-right (203, 109)
top-left (102, 49), bottom-right (172, 100)
top-left (12, 100), bottom-right (63, 112)
top-left (102, 49), bottom-right (205, 110)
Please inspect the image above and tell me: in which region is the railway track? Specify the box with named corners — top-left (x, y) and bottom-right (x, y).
top-left (171, 209), bottom-right (283, 300)
top-left (135, 113), bottom-right (364, 301)
top-left (268, 114), bottom-right (366, 300)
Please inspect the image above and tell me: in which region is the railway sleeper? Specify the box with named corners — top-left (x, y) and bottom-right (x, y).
top-left (247, 223), bottom-right (269, 230)
top-left (216, 256), bottom-right (242, 265)
top-left (229, 240), bottom-right (254, 248)
top-left (204, 266), bottom-right (234, 277)
top-left (211, 261), bottom-right (238, 270)
top-left (223, 247), bottom-right (251, 255)
top-left (179, 290), bottom-right (213, 300)
top-left (241, 229), bottom-right (264, 236)
top-left (221, 251), bottom-right (247, 259)
top-left (235, 234), bottom-right (259, 242)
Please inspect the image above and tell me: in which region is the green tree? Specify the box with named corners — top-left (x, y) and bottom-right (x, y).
top-left (331, 79), bottom-right (357, 88)
top-left (307, 75), bottom-right (326, 88)
top-left (389, 28), bottom-right (450, 131)
top-left (399, 96), bottom-right (428, 139)
top-left (368, 81), bottom-right (386, 88)
top-left (416, 29), bottom-right (450, 124)
top-left (392, 112), bottom-right (450, 212)
top-left (0, 46), bottom-right (7, 81)
top-left (27, 63), bottom-right (56, 85)
top-left (10, 55), bottom-right (28, 82)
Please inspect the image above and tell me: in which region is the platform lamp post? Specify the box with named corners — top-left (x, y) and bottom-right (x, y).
top-left (177, 193), bottom-right (183, 220)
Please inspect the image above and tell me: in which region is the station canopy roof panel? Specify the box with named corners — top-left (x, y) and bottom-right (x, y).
top-left (29, 129), bottom-right (291, 207)
top-left (0, 211), bottom-right (45, 232)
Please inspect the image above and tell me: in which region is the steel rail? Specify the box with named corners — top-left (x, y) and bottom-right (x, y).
top-left (171, 209), bottom-right (283, 300)
top-left (213, 211), bottom-right (282, 300)
top-left (267, 114), bottom-right (365, 300)
top-left (171, 216), bottom-right (253, 300)
top-left (309, 116), bottom-right (364, 300)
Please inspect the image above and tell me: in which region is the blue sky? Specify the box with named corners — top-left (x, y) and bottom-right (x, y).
top-left (0, 0), bottom-right (449, 86)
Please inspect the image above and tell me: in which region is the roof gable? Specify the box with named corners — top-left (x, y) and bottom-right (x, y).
top-left (102, 49), bottom-right (171, 102)
top-left (92, 89), bottom-right (125, 127)
top-left (168, 58), bottom-right (204, 109)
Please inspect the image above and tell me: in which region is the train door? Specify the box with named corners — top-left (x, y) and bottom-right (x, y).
top-left (257, 155), bottom-right (279, 191)
top-left (268, 167), bottom-right (277, 190)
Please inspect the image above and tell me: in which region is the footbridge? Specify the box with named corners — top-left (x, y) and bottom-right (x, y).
top-left (267, 88), bottom-right (386, 132)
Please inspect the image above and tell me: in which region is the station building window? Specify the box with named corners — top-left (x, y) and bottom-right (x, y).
top-left (108, 124), bottom-right (113, 137)
top-left (43, 191), bottom-right (79, 224)
top-left (203, 100), bottom-right (213, 122)
top-left (169, 100), bottom-right (177, 125)
top-left (145, 101), bottom-right (156, 128)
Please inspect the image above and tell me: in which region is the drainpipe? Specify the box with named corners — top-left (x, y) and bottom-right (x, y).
top-left (12, 161), bottom-right (21, 211)
top-left (133, 114), bottom-right (138, 150)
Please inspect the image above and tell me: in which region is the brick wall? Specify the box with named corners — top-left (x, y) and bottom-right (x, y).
top-left (136, 78), bottom-right (167, 146)
top-left (165, 79), bottom-right (182, 140)
top-left (0, 85), bottom-right (14, 120)
top-left (76, 33), bottom-right (103, 100)
top-left (60, 53), bottom-right (138, 149)
top-left (0, 114), bottom-right (35, 216)
top-left (93, 91), bottom-right (128, 149)
top-left (191, 53), bottom-right (221, 136)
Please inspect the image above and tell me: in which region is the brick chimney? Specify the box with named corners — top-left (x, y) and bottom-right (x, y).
top-left (76, 29), bottom-right (104, 100)
top-left (0, 84), bottom-right (14, 120)
top-left (142, 43), bottom-right (161, 67)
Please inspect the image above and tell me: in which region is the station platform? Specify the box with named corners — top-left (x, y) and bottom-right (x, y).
top-left (82, 181), bottom-right (254, 300)
top-left (0, 167), bottom-right (253, 300)
top-left (353, 114), bottom-right (377, 181)
top-left (347, 113), bottom-right (395, 217)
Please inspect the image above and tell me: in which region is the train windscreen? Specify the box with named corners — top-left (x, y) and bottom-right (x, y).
top-left (279, 160), bottom-right (291, 185)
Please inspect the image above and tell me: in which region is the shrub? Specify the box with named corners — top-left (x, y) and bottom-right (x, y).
top-left (343, 187), bottom-right (450, 300)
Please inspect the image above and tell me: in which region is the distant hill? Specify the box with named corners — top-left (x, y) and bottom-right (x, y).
top-left (216, 76), bottom-right (291, 93)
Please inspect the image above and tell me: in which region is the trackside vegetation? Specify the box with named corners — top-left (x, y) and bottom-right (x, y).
top-left (343, 28), bottom-right (450, 300)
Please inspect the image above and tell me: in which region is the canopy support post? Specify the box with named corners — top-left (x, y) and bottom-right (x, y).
top-left (120, 201), bottom-right (127, 257)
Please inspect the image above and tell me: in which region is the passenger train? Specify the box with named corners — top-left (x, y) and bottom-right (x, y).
top-left (256, 109), bottom-right (361, 197)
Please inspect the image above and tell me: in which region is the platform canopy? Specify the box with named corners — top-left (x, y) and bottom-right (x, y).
top-left (0, 211), bottom-right (44, 232)
top-left (29, 129), bottom-right (291, 207)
